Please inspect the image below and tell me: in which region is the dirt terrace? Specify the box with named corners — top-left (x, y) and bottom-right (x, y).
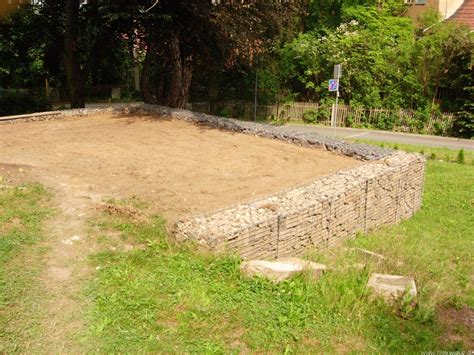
top-left (0, 113), bottom-right (360, 222)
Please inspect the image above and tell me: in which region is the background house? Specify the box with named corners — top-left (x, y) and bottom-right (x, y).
top-left (406, 0), bottom-right (473, 29)
top-left (449, 0), bottom-right (474, 28)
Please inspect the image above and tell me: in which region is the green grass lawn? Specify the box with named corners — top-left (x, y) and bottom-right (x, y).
top-left (353, 139), bottom-right (474, 166)
top-left (0, 183), bottom-right (52, 352)
top-left (82, 159), bottom-right (474, 353)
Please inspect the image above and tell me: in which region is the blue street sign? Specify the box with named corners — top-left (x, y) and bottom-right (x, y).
top-left (328, 79), bottom-right (339, 92)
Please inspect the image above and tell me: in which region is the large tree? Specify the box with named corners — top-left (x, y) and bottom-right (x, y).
top-left (0, 4), bottom-right (46, 88)
top-left (280, 3), bottom-right (418, 108)
top-left (137, 0), bottom-right (304, 108)
top-left (413, 13), bottom-right (473, 108)
top-left (2, 0), bottom-right (304, 109)
top-left (64, 0), bottom-right (84, 108)
top-left (63, 0), bottom-right (127, 108)
top-left (33, 0), bottom-right (140, 108)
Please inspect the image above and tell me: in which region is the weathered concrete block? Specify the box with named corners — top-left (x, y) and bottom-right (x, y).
top-left (367, 273), bottom-right (417, 302)
top-left (240, 257), bottom-right (326, 283)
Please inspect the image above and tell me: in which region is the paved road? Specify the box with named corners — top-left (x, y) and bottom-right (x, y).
top-left (286, 125), bottom-right (474, 151)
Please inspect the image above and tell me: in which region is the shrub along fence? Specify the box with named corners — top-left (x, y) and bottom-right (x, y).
top-left (187, 101), bottom-right (457, 137)
top-left (0, 83), bottom-right (136, 117)
top-left (0, 89), bottom-right (52, 116)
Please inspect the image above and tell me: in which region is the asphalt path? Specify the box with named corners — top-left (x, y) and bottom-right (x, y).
top-left (285, 125), bottom-right (474, 151)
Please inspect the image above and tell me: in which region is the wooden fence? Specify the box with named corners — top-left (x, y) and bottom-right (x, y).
top-left (187, 101), bottom-right (457, 136)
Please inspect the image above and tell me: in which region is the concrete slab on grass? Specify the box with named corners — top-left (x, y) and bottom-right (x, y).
top-left (367, 273), bottom-right (417, 302)
top-left (240, 257), bottom-right (326, 283)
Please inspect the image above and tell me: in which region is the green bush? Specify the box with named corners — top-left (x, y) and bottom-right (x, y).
top-left (451, 110), bottom-right (474, 139)
top-left (0, 91), bottom-right (51, 116)
top-left (374, 112), bottom-right (398, 131)
top-left (457, 149), bottom-right (465, 164)
top-left (346, 115), bottom-right (355, 127)
top-left (217, 107), bottom-right (231, 118)
top-left (302, 109), bottom-right (317, 124)
top-left (432, 121), bottom-right (444, 136)
top-left (302, 106), bottom-right (330, 124)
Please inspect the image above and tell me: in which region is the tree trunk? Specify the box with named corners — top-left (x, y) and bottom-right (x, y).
top-left (140, 32), bottom-right (193, 108)
top-left (64, 0), bottom-right (85, 108)
top-left (166, 33), bottom-right (183, 107)
top-left (432, 75), bottom-right (441, 106)
top-left (165, 32), bottom-right (193, 109)
top-left (140, 36), bottom-right (158, 104)
top-left (179, 55), bottom-right (193, 108)
top-left (208, 65), bottom-right (220, 114)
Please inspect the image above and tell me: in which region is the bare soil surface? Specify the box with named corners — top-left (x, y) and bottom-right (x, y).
top-left (438, 306), bottom-right (474, 350)
top-left (0, 113), bottom-right (359, 223)
top-left (36, 178), bottom-right (100, 353)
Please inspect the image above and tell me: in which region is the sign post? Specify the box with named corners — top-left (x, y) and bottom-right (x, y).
top-left (329, 64), bottom-right (342, 135)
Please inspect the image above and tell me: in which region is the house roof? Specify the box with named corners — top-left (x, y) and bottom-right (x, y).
top-left (450, 0), bottom-right (474, 29)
